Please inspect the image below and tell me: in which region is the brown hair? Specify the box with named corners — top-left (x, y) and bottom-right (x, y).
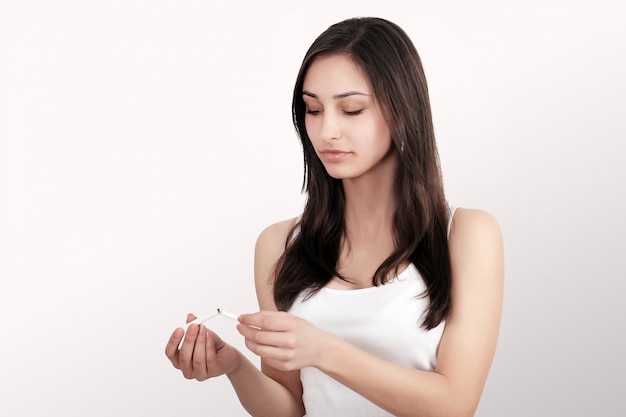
top-left (273, 17), bottom-right (451, 329)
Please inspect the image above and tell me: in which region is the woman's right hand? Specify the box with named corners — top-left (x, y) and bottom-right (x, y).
top-left (165, 314), bottom-right (241, 381)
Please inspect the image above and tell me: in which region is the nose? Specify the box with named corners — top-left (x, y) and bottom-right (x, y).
top-left (318, 111), bottom-right (341, 141)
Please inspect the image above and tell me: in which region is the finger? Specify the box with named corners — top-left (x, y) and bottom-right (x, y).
top-left (237, 323), bottom-right (290, 348)
top-left (263, 355), bottom-right (299, 372)
top-left (192, 325), bottom-right (209, 380)
top-left (165, 328), bottom-right (185, 367)
top-left (239, 311), bottom-right (292, 331)
top-left (209, 329), bottom-right (226, 352)
top-left (186, 313), bottom-right (198, 324)
top-left (204, 331), bottom-right (219, 376)
top-left (245, 338), bottom-right (296, 368)
top-left (178, 324), bottom-right (199, 378)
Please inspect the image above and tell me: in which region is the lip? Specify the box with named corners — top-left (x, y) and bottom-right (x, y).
top-left (319, 150), bottom-right (351, 163)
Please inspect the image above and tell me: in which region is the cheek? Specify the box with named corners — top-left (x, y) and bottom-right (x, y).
top-left (368, 115), bottom-right (392, 149)
top-left (304, 116), bottom-right (322, 144)
top-left (304, 116), bottom-right (315, 137)
top-left (353, 118), bottom-right (389, 147)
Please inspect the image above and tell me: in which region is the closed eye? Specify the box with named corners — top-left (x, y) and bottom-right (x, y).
top-left (345, 109), bottom-right (363, 116)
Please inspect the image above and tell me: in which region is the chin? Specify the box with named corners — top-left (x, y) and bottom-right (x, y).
top-left (323, 167), bottom-right (360, 181)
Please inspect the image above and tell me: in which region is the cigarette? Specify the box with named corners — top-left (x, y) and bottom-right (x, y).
top-left (182, 308), bottom-right (239, 330)
top-left (186, 312), bottom-right (219, 327)
top-left (217, 308), bottom-right (240, 321)
top-left (178, 307), bottom-right (240, 349)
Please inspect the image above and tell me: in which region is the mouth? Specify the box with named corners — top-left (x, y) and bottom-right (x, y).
top-left (319, 150), bottom-right (351, 163)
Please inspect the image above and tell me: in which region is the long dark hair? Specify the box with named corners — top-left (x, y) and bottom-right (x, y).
top-left (273, 17), bottom-right (451, 329)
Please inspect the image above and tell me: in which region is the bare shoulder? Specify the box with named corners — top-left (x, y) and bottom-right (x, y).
top-left (449, 207), bottom-right (502, 240)
top-left (254, 217), bottom-right (299, 310)
top-left (255, 217), bottom-right (299, 254)
top-left (448, 207), bottom-right (504, 286)
top-left (254, 217), bottom-right (306, 403)
top-left (436, 207), bottom-right (504, 408)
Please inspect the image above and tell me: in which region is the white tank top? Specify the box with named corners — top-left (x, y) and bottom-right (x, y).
top-left (287, 206), bottom-right (457, 417)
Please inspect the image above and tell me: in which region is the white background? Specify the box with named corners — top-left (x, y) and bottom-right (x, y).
top-left (1, 0), bottom-right (624, 416)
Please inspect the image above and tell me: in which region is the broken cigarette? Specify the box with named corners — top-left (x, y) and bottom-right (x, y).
top-left (217, 308), bottom-right (239, 321)
top-left (183, 307), bottom-right (240, 330)
top-left (178, 307), bottom-right (240, 349)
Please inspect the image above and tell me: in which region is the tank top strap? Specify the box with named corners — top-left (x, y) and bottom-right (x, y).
top-left (447, 205), bottom-right (459, 238)
top-left (290, 214), bottom-right (302, 243)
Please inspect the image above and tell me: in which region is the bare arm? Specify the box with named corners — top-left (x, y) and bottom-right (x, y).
top-left (239, 208), bottom-right (504, 417)
top-left (165, 323), bottom-right (301, 417)
top-left (164, 218), bottom-right (304, 417)
top-left (316, 209), bottom-right (503, 416)
top-left (246, 218), bottom-right (305, 414)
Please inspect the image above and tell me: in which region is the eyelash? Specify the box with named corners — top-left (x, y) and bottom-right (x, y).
top-left (305, 109), bottom-right (363, 116)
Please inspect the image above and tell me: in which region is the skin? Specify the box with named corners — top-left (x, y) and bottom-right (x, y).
top-left (165, 54), bottom-right (504, 417)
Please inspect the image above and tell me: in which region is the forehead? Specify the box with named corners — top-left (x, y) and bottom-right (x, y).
top-left (302, 54), bottom-right (372, 95)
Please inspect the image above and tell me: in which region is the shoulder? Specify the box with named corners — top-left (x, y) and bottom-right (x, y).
top-left (448, 207), bottom-right (504, 288)
top-left (449, 207), bottom-right (502, 240)
top-left (435, 208), bottom-right (504, 405)
top-left (253, 217), bottom-right (299, 310)
top-left (255, 217), bottom-right (299, 259)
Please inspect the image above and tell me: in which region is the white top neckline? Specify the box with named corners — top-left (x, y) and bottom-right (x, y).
top-left (321, 264), bottom-right (418, 294)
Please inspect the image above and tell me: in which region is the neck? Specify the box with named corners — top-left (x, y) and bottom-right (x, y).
top-left (342, 152), bottom-right (397, 239)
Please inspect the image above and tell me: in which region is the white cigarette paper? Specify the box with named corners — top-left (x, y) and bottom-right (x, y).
top-left (178, 307), bottom-right (240, 349)
top-left (186, 312), bottom-right (219, 328)
top-left (182, 308), bottom-right (239, 330)
top-left (217, 308), bottom-right (240, 321)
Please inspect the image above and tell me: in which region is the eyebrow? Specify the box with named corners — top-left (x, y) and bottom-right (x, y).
top-left (302, 90), bottom-right (371, 99)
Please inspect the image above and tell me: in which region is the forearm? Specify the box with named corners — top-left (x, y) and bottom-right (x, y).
top-left (316, 210), bottom-right (503, 417)
top-left (318, 335), bottom-right (473, 417)
top-left (227, 350), bottom-right (304, 417)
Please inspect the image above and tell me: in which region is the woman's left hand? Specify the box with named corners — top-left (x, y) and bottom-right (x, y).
top-left (237, 311), bottom-right (328, 371)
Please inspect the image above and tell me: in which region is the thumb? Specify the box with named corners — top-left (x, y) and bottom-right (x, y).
top-left (186, 313), bottom-right (198, 324)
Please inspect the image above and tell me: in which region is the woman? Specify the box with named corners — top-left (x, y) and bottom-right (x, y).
top-left (165, 16), bottom-right (504, 417)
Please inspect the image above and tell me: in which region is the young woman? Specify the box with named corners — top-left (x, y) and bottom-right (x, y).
top-left (165, 16), bottom-right (504, 417)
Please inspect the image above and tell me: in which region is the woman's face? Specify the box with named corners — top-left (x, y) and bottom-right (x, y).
top-left (302, 54), bottom-right (394, 181)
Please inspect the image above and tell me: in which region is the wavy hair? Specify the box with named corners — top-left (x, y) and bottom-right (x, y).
top-left (273, 17), bottom-right (451, 329)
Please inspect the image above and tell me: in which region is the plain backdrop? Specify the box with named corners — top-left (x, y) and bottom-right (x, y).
top-left (1, 0), bottom-right (624, 416)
